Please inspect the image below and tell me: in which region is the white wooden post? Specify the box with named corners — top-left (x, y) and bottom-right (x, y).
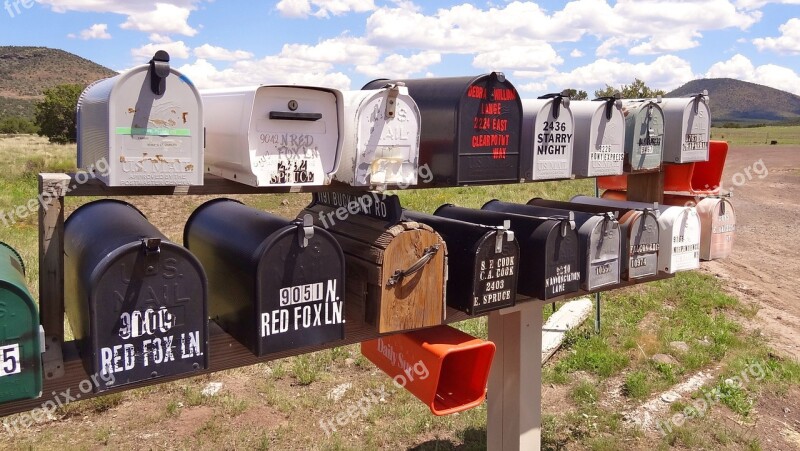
top-left (487, 301), bottom-right (544, 451)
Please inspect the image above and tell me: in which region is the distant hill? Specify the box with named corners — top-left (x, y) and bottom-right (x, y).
top-left (667, 78), bottom-right (800, 125)
top-left (0, 46), bottom-right (116, 119)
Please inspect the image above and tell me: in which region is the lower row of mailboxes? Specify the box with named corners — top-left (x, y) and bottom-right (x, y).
top-left (0, 194), bottom-right (734, 406)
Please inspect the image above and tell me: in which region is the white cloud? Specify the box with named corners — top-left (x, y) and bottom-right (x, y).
top-left (38, 1), bottom-right (200, 36)
top-left (177, 57), bottom-right (352, 90)
top-left (68, 23), bottom-right (111, 40)
top-left (149, 33), bottom-right (174, 44)
top-left (279, 37), bottom-right (380, 66)
top-left (705, 53), bottom-right (800, 94)
top-left (753, 18), bottom-right (800, 54)
top-left (276, 0), bottom-right (376, 18)
top-left (472, 43), bottom-right (563, 72)
top-left (629, 30), bottom-right (702, 55)
top-left (570, 49), bottom-right (584, 58)
top-left (545, 55), bottom-right (697, 93)
top-left (194, 44), bottom-right (254, 61)
top-left (735, 0), bottom-right (800, 9)
top-left (132, 41), bottom-right (191, 60)
top-left (355, 51), bottom-right (440, 78)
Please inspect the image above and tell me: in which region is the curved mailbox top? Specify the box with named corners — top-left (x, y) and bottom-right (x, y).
top-left (621, 99), bottom-right (664, 172)
top-left (570, 98), bottom-right (625, 177)
top-left (521, 92), bottom-right (575, 181)
top-left (363, 73), bottom-right (523, 186)
top-left (660, 93), bottom-right (710, 163)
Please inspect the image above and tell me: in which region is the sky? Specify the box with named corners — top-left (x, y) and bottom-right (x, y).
top-left (1, 0), bottom-right (799, 96)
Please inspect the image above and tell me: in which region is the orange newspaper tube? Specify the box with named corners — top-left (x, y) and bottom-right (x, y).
top-left (361, 325), bottom-right (496, 416)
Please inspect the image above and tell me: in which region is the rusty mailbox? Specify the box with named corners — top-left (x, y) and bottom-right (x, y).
top-left (65, 200), bottom-right (208, 391)
top-left (661, 92), bottom-right (710, 163)
top-left (0, 242), bottom-right (43, 403)
top-left (572, 196), bottom-right (701, 274)
top-left (434, 205), bottom-right (580, 301)
top-left (77, 50), bottom-right (204, 186)
top-left (528, 198), bottom-right (660, 281)
top-left (483, 200), bottom-right (621, 291)
top-left (521, 92), bottom-right (575, 180)
top-left (333, 84), bottom-right (421, 188)
top-left (362, 73), bottom-right (523, 186)
top-left (663, 195), bottom-right (735, 261)
top-left (184, 199), bottom-right (345, 355)
top-left (403, 210), bottom-right (519, 314)
top-left (202, 85), bottom-right (343, 186)
top-left (300, 193), bottom-right (446, 333)
top-left (570, 97), bottom-right (626, 177)
top-left (621, 98), bottom-right (664, 172)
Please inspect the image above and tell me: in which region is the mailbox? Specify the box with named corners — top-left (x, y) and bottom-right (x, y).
top-left (621, 98), bottom-right (664, 172)
top-left (362, 73), bottom-right (523, 186)
top-left (433, 205), bottom-right (579, 300)
top-left (202, 85), bottom-right (343, 186)
top-left (528, 198), bottom-right (660, 280)
top-left (77, 50), bottom-right (204, 187)
top-left (65, 200), bottom-right (208, 391)
top-left (0, 242), bottom-right (42, 403)
top-left (403, 210), bottom-right (519, 314)
top-left (333, 85), bottom-right (421, 188)
top-left (570, 97), bottom-right (626, 177)
top-left (572, 196), bottom-right (701, 273)
top-left (662, 195), bottom-right (735, 261)
top-left (521, 92), bottom-right (575, 180)
top-left (184, 199), bottom-right (345, 355)
top-left (661, 92), bottom-right (710, 163)
top-left (483, 200), bottom-right (621, 291)
top-left (299, 193), bottom-right (446, 333)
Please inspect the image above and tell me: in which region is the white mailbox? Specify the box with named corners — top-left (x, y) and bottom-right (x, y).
top-left (334, 84), bottom-right (421, 187)
top-left (521, 92), bottom-right (574, 181)
top-left (77, 51), bottom-right (204, 186)
top-left (202, 85), bottom-right (343, 186)
top-left (570, 97), bottom-right (625, 177)
top-left (661, 92), bottom-right (711, 163)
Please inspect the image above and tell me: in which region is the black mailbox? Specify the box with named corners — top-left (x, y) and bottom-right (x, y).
top-left (363, 73), bottom-right (523, 186)
top-left (482, 200), bottom-right (621, 291)
top-left (184, 199), bottom-right (345, 356)
top-left (403, 210), bottom-right (519, 314)
top-left (433, 205), bottom-right (579, 300)
top-left (65, 200), bottom-right (208, 392)
top-left (527, 198), bottom-right (660, 281)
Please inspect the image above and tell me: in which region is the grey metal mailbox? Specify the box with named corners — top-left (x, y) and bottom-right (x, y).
top-left (661, 92), bottom-right (711, 163)
top-left (77, 51), bottom-right (204, 186)
top-left (621, 98), bottom-right (664, 172)
top-left (570, 97), bottom-right (625, 177)
top-left (521, 92), bottom-right (574, 181)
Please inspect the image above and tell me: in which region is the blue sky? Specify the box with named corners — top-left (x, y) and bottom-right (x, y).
top-left (2, 0), bottom-right (799, 95)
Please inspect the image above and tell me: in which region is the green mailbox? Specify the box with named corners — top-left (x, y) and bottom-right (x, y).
top-left (0, 242), bottom-right (43, 403)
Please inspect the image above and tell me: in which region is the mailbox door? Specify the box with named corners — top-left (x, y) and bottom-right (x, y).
top-left (702, 198), bottom-right (735, 260)
top-left (570, 100), bottom-right (625, 177)
top-left (90, 242), bottom-right (208, 391)
top-left (522, 98), bottom-right (575, 180)
top-left (542, 226), bottom-right (582, 299)
top-left (582, 219), bottom-right (621, 290)
top-left (621, 210), bottom-right (660, 280)
top-left (623, 101), bottom-right (664, 172)
top-left (257, 227), bottom-right (346, 355)
top-left (250, 86), bottom-right (342, 186)
top-left (662, 208), bottom-right (701, 273)
top-left (662, 96), bottom-right (710, 163)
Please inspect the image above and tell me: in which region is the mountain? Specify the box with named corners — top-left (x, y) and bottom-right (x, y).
top-left (0, 46), bottom-right (116, 119)
top-left (667, 78), bottom-right (800, 125)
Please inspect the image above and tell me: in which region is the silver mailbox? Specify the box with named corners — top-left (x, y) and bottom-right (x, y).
top-left (333, 84), bottom-right (421, 188)
top-left (661, 92), bottom-right (711, 163)
top-left (571, 97), bottom-right (625, 177)
top-left (77, 51), bottom-right (204, 186)
top-left (202, 85), bottom-right (343, 186)
top-left (621, 98), bottom-right (664, 172)
top-left (521, 92), bottom-right (574, 180)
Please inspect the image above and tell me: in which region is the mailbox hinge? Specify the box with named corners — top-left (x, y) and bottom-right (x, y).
top-left (384, 83), bottom-right (403, 119)
top-left (298, 214), bottom-right (314, 248)
top-left (42, 334), bottom-right (64, 380)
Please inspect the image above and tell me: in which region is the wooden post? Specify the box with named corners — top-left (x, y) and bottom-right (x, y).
top-left (37, 173), bottom-right (71, 379)
top-left (626, 171), bottom-right (664, 203)
top-left (487, 301), bottom-right (544, 450)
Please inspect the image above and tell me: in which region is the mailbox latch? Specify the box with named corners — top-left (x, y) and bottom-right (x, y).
top-left (298, 214), bottom-right (314, 248)
top-left (384, 82), bottom-right (404, 119)
top-left (559, 212), bottom-right (576, 237)
top-left (143, 238), bottom-right (161, 274)
top-left (149, 50), bottom-right (171, 96)
top-left (495, 220), bottom-right (514, 253)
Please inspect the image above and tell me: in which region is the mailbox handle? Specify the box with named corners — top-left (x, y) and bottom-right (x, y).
top-left (387, 244), bottom-right (440, 287)
top-left (269, 111), bottom-right (323, 121)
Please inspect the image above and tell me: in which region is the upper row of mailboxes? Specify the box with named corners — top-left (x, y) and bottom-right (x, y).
top-left (76, 51), bottom-right (711, 188)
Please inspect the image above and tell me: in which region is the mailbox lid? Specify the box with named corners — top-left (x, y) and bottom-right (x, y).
top-left (521, 95), bottom-right (575, 180)
top-left (620, 210), bottom-right (660, 279)
top-left (570, 99), bottom-right (625, 177)
top-left (337, 87), bottom-right (421, 187)
top-left (621, 100), bottom-right (664, 172)
top-left (658, 206), bottom-right (701, 273)
top-left (363, 73), bottom-right (523, 185)
top-left (663, 195), bottom-right (735, 260)
top-left (0, 242), bottom-right (42, 402)
top-left (661, 94), bottom-right (710, 163)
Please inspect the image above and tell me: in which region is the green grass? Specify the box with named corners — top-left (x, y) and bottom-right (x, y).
top-left (711, 125), bottom-right (800, 146)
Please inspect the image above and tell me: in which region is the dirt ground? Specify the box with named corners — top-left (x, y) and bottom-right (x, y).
top-left (701, 145), bottom-right (800, 361)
